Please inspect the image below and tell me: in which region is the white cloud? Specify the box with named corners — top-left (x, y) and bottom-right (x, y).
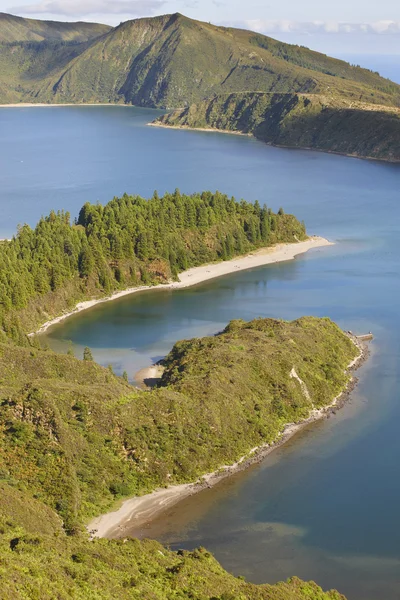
top-left (230, 19), bottom-right (400, 35)
top-left (9, 0), bottom-right (166, 17)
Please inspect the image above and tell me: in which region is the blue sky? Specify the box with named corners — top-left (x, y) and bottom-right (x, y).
top-left (2, 0), bottom-right (400, 60)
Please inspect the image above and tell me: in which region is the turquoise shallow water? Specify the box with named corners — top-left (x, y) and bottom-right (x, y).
top-left (1, 106), bottom-right (400, 599)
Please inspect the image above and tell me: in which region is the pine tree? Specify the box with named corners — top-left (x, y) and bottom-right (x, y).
top-left (0, 190), bottom-right (303, 344)
top-left (83, 347), bottom-right (93, 361)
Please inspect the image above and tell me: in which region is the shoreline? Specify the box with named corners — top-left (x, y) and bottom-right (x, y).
top-left (150, 121), bottom-right (400, 164)
top-left (5, 106), bottom-right (397, 162)
top-left (30, 236), bottom-right (331, 336)
top-left (148, 121), bottom-right (251, 137)
top-left (88, 334), bottom-right (369, 540)
top-left (0, 103), bottom-right (137, 108)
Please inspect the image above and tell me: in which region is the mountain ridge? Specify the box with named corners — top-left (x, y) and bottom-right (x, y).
top-left (0, 11), bottom-right (399, 109)
top-left (0, 11), bottom-right (111, 43)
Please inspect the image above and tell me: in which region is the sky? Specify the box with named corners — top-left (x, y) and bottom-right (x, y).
top-left (2, 0), bottom-right (400, 63)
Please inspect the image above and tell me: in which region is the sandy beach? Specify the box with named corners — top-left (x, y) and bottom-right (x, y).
top-left (149, 121), bottom-right (250, 137)
top-left (0, 103), bottom-right (133, 108)
top-left (135, 365), bottom-right (165, 389)
top-left (30, 236), bottom-right (332, 336)
top-left (87, 335), bottom-right (368, 540)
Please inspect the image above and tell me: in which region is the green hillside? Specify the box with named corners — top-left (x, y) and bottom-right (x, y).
top-left (0, 317), bottom-right (357, 528)
top-left (0, 12), bottom-right (110, 43)
top-left (1, 520), bottom-right (345, 600)
top-left (157, 92), bottom-right (400, 162)
top-left (0, 13), bottom-right (110, 102)
top-left (0, 316), bottom-right (356, 598)
top-left (1, 11), bottom-right (399, 159)
top-left (0, 191), bottom-right (356, 596)
top-left (0, 12), bottom-right (399, 108)
top-left (0, 191), bottom-right (305, 341)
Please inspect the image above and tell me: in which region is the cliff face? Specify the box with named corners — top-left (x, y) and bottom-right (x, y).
top-left (156, 92), bottom-right (400, 162)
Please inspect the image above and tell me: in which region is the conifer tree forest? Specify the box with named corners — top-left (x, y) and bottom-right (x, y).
top-left (0, 190), bottom-right (306, 341)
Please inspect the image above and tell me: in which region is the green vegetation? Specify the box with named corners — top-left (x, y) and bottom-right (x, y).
top-left (0, 12), bottom-right (110, 43)
top-left (83, 346), bottom-right (94, 361)
top-left (1, 11), bottom-right (399, 160)
top-left (157, 92), bottom-right (400, 162)
top-left (0, 316), bottom-right (355, 598)
top-left (0, 12), bottom-right (373, 591)
top-left (0, 12), bottom-right (399, 109)
top-left (0, 12), bottom-right (109, 103)
top-left (0, 191), bottom-right (306, 339)
top-left (0, 517), bottom-right (345, 599)
top-left (0, 317), bottom-right (357, 528)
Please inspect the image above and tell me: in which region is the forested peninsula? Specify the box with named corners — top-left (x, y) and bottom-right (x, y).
top-left (0, 190), bottom-right (306, 342)
top-left (1, 12), bottom-right (400, 161)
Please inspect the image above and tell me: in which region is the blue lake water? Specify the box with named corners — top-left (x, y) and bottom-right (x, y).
top-left (1, 106), bottom-right (400, 599)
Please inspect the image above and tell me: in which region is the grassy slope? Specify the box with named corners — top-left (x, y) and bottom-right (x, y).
top-left (157, 92), bottom-right (400, 162)
top-left (0, 317), bottom-right (357, 528)
top-left (0, 12), bottom-right (111, 43)
top-left (0, 13), bottom-right (399, 108)
top-left (35, 15), bottom-right (400, 107)
top-left (0, 516), bottom-right (345, 600)
top-left (0, 316), bottom-right (355, 598)
top-left (0, 13), bottom-right (110, 103)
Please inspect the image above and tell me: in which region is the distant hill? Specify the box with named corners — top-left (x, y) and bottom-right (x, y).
top-left (0, 12), bottom-right (399, 108)
top-left (156, 92), bottom-right (400, 162)
top-left (0, 12), bottom-right (110, 43)
top-left (0, 12), bottom-right (399, 160)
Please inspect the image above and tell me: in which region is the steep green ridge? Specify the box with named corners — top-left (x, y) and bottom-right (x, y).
top-left (0, 12), bottom-right (399, 108)
top-left (157, 92), bottom-right (400, 162)
top-left (0, 317), bottom-right (355, 597)
top-left (0, 191), bottom-right (305, 341)
top-left (0, 317), bottom-right (357, 527)
top-left (0, 13), bottom-right (110, 103)
top-left (0, 12), bottom-right (111, 43)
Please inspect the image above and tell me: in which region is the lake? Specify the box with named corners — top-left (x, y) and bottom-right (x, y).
top-left (1, 106), bottom-right (400, 599)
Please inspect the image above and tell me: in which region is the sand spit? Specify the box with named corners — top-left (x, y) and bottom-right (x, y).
top-left (87, 334), bottom-right (369, 540)
top-left (30, 237), bottom-right (331, 337)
